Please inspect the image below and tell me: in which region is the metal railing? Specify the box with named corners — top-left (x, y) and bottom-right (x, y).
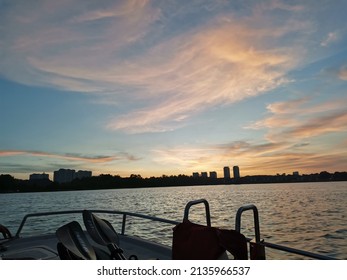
top-left (13, 199), bottom-right (339, 260)
top-left (15, 209), bottom-right (179, 238)
top-left (183, 198), bottom-right (211, 226)
top-left (235, 204), bottom-right (337, 260)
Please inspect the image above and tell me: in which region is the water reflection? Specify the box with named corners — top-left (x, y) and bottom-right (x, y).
top-left (1, 182), bottom-right (346, 259)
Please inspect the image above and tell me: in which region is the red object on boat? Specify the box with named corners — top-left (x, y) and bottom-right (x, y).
top-left (172, 219), bottom-right (248, 260)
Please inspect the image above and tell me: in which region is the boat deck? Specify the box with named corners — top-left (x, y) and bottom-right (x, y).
top-left (1, 233), bottom-right (172, 260)
top-left (1, 199), bottom-right (339, 260)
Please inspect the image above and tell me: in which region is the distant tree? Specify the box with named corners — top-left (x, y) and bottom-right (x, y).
top-left (0, 174), bottom-right (17, 192)
top-left (332, 172), bottom-right (347, 181)
top-left (319, 171), bottom-right (331, 181)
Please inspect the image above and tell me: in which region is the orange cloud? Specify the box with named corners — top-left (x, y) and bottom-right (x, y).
top-left (247, 97), bottom-right (347, 141)
top-left (246, 98), bottom-right (309, 130)
top-left (2, 0), bottom-right (307, 133)
top-left (2, 0), bottom-right (160, 91)
top-left (151, 135), bottom-right (347, 176)
top-left (338, 66), bottom-right (347, 80)
top-left (285, 111), bottom-right (347, 139)
top-left (150, 140), bottom-right (290, 175)
top-left (151, 96), bottom-right (347, 175)
top-left (0, 150), bottom-right (124, 163)
top-left (72, 0), bottom-right (150, 23)
top-left (106, 18), bottom-right (301, 132)
top-left (0, 151), bottom-right (24, 157)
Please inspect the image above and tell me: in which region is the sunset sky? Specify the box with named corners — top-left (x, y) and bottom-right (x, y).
top-left (1, 0), bottom-right (346, 180)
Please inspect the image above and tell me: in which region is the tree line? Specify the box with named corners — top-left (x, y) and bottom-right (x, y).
top-left (1, 171), bottom-right (347, 193)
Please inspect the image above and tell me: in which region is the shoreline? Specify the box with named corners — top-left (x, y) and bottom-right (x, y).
top-left (1, 177), bottom-right (346, 194)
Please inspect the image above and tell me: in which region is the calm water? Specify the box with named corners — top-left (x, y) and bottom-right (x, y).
top-left (1, 182), bottom-right (346, 259)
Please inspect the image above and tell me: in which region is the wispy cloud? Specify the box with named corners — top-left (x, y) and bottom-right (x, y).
top-left (229, 97), bottom-right (347, 173)
top-left (152, 134), bottom-right (347, 175)
top-left (71, 0), bottom-right (150, 23)
top-left (266, 0), bottom-right (305, 12)
top-left (1, 0), bottom-right (310, 134)
top-left (106, 18), bottom-right (303, 133)
top-left (284, 111), bottom-right (347, 139)
top-left (151, 96), bottom-right (347, 175)
top-left (246, 98), bottom-right (308, 130)
top-left (1, 0), bottom-right (346, 179)
top-left (321, 31), bottom-right (340, 47)
top-left (0, 0), bottom-right (160, 90)
top-left (0, 150), bottom-right (137, 163)
top-left (151, 140), bottom-right (291, 173)
top-left (247, 97), bottom-right (347, 141)
top-left (338, 66), bottom-right (347, 80)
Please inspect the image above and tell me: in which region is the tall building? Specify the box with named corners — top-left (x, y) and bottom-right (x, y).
top-left (53, 169), bottom-right (92, 183)
top-left (209, 171), bottom-right (217, 179)
top-left (29, 173), bottom-right (49, 181)
top-left (223, 166), bottom-right (230, 180)
top-left (192, 172), bottom-right (199, 178)
top-left (75, 170), bottom-right (92, 179)
top-left (201, 172), bottom-right (208, 178)
top-left (53, 169), bottom-right (76, 184)
top-left (233, 166), bottom-right (240, 179)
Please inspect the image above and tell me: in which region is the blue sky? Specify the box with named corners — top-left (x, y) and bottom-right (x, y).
top-left (1, 0), bottom-right (347, 180)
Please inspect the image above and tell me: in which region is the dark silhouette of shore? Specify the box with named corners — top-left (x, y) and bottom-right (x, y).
top-left (0, 171), bottom-right (346, 193)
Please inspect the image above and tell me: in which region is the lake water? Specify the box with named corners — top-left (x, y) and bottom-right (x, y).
top-left (1, 182), bottom-right (346, 259)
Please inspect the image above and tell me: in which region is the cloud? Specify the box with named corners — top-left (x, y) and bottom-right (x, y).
top-left (151, 133), bottom-right (347, 176)
top-left (267, 0), bottom-right (305, 12)
top-left (338, 66), bottom-right (347, 80)
top-left (151, 140), bottom-right (290, 171)
top-left (320, 31), bottom-right (340, 47)
top-left (152, 147), bottom-right (213, 169)
top-left (1, 0), bottom-right (307, 133)
top-left (105, 18), bottom-right (302, 133)
top-left (0, 151), bottom-right (24, 157)
top-left (0, 0), bottom-right (160, 91)
top-left (221, 97), bottom-right (347, 174)
top-left (246, 98), bottom-right (308, 130)
top-left (285, 111), bottom-right (347, 139)
top-left (0, 150), bottom-right (138, 163)
top-left (138, 95), bottom-right (347, 175)
top-left (246, 97), bottom-right (347, 142)
top-left (72, 0), bottom-right (150, 23)
top-left (0, 150), bottom-right (126, 176)
top-left (0, 163), bottom-right (39, 174)
top-left (217, 140), bottom-right (288, 157)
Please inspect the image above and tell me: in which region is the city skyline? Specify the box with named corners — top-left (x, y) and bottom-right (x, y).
top-left (6, 165), bottom-right (341, 181)
top-left (1, 1), bottom-right (347, 180)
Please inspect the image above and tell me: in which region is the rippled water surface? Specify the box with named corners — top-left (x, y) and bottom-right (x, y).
top-left (1, 182), bottom-right (346, 259)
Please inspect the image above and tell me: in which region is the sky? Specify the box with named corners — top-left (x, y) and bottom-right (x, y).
top-left (1, 0), bottom-right (347, 180)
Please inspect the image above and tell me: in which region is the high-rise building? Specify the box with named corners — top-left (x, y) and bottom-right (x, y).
top-left (209, 171), bottom-right (217, 179)
top-left (192, 172), bottom-right (199, 178)
top-left (233, 166), bottom-right (240, 179)
top-left (53, 169), bottom-right (92, 183)
top-left (223, 166), bottom-right (230, 180)
top-left (53, 169), bottom-right (76, 184)
top-left (29, 173), bottom-right (49, 181)
top-left (75, 170), bottom-right (92, 179)
top-left (201, 172), bottom-right (208, 178)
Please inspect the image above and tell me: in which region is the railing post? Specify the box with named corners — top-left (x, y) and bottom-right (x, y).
top-left (235, 204), bottom-right (261, 242)
top-left (121, 214), bottom-right (127, 235)
top-left (235, 204), bottom-right (265, 259)
top-left (183, 199), bottom-right (211, 226)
